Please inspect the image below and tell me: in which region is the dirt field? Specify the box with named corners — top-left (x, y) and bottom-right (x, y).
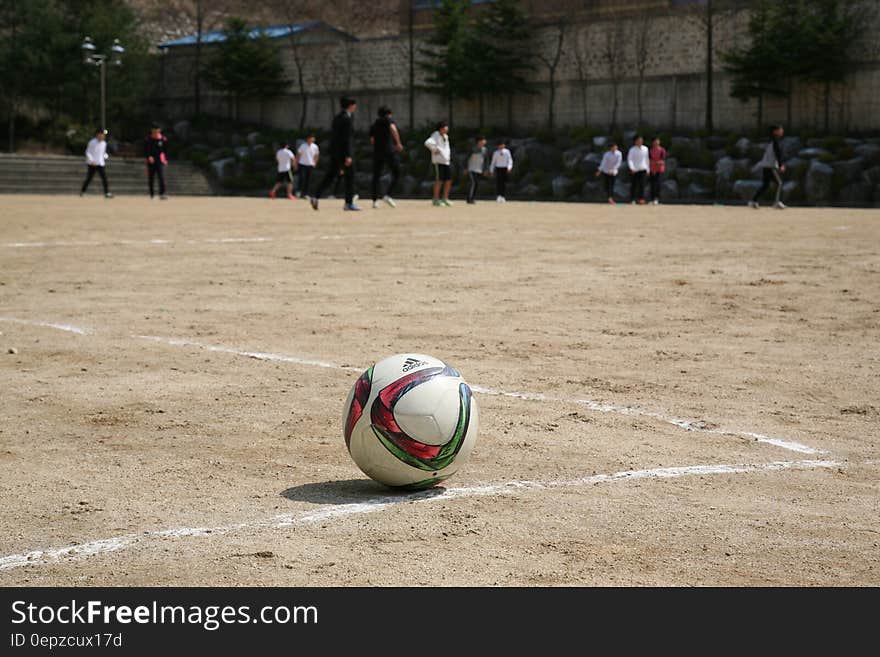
top-left (1, 195), bottom-right (878, 586)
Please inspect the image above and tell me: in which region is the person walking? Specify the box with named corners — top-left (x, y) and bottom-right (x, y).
top-left (627, 135), bottom-right (649, 205)
top-left (466, 135), bottom-right (488, 204)
top-left (312, 97), bottom-right (359, 211)
top-left (489, 139), bottom-right (513, 203)
top-left (749, 125), bottom-right (787, 210)
top-left (369, 106), bottom-right (403, 209)
top-left (145, 122), bottom-right (169, 200)
top-left (80, 129), bottom-right (112, 198)
top-left (296, 134), bottom-right (319, 200)
top-left (424, 121), bottom-right (453, 207)
top-left (269, 142), bottom-right (297, 200)
top-left (648, 136), bottom-right (667, 205)
top-left (595, 142), bottom-right (622, 204)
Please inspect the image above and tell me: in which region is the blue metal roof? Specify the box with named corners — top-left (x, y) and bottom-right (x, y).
top-left (159, 20), bottom-right (354, 49)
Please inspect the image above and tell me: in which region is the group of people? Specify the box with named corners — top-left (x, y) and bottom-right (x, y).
top-left (596, 136), bottom-right (667, 205)
top-left (80, 123), bottom-right (170, 199)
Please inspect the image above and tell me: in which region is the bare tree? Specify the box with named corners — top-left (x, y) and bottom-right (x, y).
top-left (536, 16), bottom-right (569, 132)
top-left (570, 25), bottom-right (593, 126)
top-left (601, 19), bottom-right (626, 131)
top-left (633, 14), bottom-right (651, 127)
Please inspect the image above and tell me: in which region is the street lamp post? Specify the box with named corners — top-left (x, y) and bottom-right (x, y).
top-left (81, 37), bottom-right (125, 132)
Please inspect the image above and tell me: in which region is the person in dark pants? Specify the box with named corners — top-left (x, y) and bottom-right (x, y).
top-left (81, 128), bottom-right (112, 198)
top-left (369, 106), bottom-right (403, 208)
top-left (466, 135), bottom-right (488, 204)
top-left (489, 139), bottom-right (513, 202)
top-left (648, 136), bottom-right (666, 205)
top-left (145, 123), bottom-right (169, 200)
top-left (627, 135), bottom-right (649, 205)
top-left (595, 143), bottom-right (622, 204)
top-left (312, 97), bottom-right (359, 211)
top-left (296, 134), bottom-right (319, 199)
top-left (749, 124), bottom-right (787, 209)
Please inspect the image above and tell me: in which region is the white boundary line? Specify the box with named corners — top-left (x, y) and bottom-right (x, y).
top-left (135, 334), bottom-right (824, 455)
top-left (0, 317), bottom-right (824, 455)
top-left (0, 316), bottom-right (92, 335)
top-left (0, 459), bottom-right (838, 573)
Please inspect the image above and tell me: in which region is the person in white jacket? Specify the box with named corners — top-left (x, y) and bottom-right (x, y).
top-left (595, 143), bottom-right (622, 204)
top-left (80, 129), bottom-right (112, 198)
top-left (424, 121), bottom-right (453, 206)
top-left (627, 135), bottom-right (649, 205)
top-left (489, 140), bottom-right (513, 202)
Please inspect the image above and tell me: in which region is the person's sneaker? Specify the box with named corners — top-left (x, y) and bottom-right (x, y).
top-left (432, 199), bottom-right (442, 206)
top-left (268, 189), bottom-right (276, 199)
top-left (500, 196), bottom-right (506, 203)
top-left (295, 191), bottom-right (302, 198)
top-left (748, 200), bottom-right (759, 209)
top-left (638, 199), bottom-right (646, 205)
top-left (105, 193), bottom-right (113, 199)
top-left (496, 196), bottom-right (503, 203)
top-left (160, 195), bottom-right (168, 200)
top-left (383, 195), bottom-right (397, 208)
top-left (607, 198), bottom-right (616, 205)
top-left (353, 194), bottom-right (359, 203)
top-left (344, 203), bottom-right (361, 211)
top-left (287, 194), bottom-right (296, 201)
top-left (652, 199), bottom-right (659, 205)
top-left (773, 201), bottom-right (787, 210)
top-left (440, 199), bottom-right (453, 207)
top-left (631, 200), bottom-right (637, 205)
top-left (311, 197), bottom-right (319, 210)
top-left (466, 199), bottom-right (475, 204)
top-left (372, 200), bottom-right (379, 209)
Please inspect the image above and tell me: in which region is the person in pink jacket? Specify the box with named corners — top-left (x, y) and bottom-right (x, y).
top-left (648, 137), bottom-right (667, 205)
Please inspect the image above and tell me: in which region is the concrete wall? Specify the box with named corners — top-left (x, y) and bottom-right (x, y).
top-left (156, 6), bottom-right (880, 134)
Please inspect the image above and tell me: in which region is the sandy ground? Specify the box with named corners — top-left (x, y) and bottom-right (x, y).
top-left (0, 195), bottom-right (877, 586)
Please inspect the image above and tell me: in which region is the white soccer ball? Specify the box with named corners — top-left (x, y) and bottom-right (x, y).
top-left (342, 353), bottom-right (479, 489)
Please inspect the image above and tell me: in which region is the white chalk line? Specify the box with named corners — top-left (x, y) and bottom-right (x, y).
top-left (1, 229), bottom-right (466, 250)
top-left (1, 237), bottom-right (273, 248)
top-left (0, 316), bottom-right (92, 335)
top-left (135, 334), bottom-right (823, 456)
top-left (0, 317), bottom-right (825, 455)
top-left (0, 459), bottom-right (838, 573)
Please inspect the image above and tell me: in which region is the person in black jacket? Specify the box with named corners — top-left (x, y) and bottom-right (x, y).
top-left (312, 97), bottom-right (359, 211)
top-left (145, 122), bottom-right (169, 200)
top-left (749, 125), bottom-right (787, 209)
top-left (369, 105), bottom-right (403, 208)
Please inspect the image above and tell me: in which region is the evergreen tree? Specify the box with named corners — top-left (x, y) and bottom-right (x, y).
top-left (203, 18), bottom-right (286, 121)
top-left (419, 0), bottom-right (473, 124)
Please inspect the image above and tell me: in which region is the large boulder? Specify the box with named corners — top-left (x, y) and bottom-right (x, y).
top-left (400, 175), bottom-right (417, 196)
top-left (210, 157), bottom-right (236, 179)
top-left (681, 182), bottom-right (713, 203)
top-left (733, 179), bottom-right (762, 202)
top-left (578, 152), bottom-right (603, 176)
top-left (551, 175), bottom-right (574, 199)
top-left (671, 136), bottom-right (699, 153)
top-left (676, 167), bottom-right (715, 188)
top-left (831, 158), bottom-right (865, 185)
top-left (665, 156), bottom-right (679, 179)
top-left (805, 160), bottom-right (833, 206)
top-left (592, 135), bottom-right (609, 150)
top-left (247, 131), bottom-right (261, 147)
top-left (563, 146), bottom-right (590, 170)
top-left (780, 136), bottom-right (802, 160)
top-left (862, 165), bottom-right (880, 187)
top-left (784, 157), bottom-right (809, 180)
top-left (798, 147), bottom-right (831, 160)
top-left (839, 182), bottom-right (872, 206)
top-left (581, 180), bottom-right (606, 202)
top-left (660, 179), bottom-right (679, 203)
top-left (519, 183), bottom-right (540, 198)
top-left (715, 156), bottom-right (750, 198)
top-left (613, 178), bottom-right (631, 203)
top-left (854, 143), bottom-right (880, 164)
top-left (782, 180), bottom-right (802, 204)
top-left (525, 142), bottom-right (561, 170)
top-left (749, 142), bottom-right (768, 161)
top-left (733, 137), bottom-right (751, 157)
top-left (173, 120), bottom-right (191, 142)
top-left (233, 146), bottom-right (250, 160)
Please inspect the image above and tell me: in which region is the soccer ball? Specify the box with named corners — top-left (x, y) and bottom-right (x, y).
top-left (342, 353), bottom-right (479, 489)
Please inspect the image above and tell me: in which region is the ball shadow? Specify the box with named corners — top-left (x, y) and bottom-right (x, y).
top-left (280, 478), bottom-right (447, 505)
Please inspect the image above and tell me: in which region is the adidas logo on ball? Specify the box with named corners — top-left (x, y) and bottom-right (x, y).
top-left (402, 357), bottom-right (428, 372)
